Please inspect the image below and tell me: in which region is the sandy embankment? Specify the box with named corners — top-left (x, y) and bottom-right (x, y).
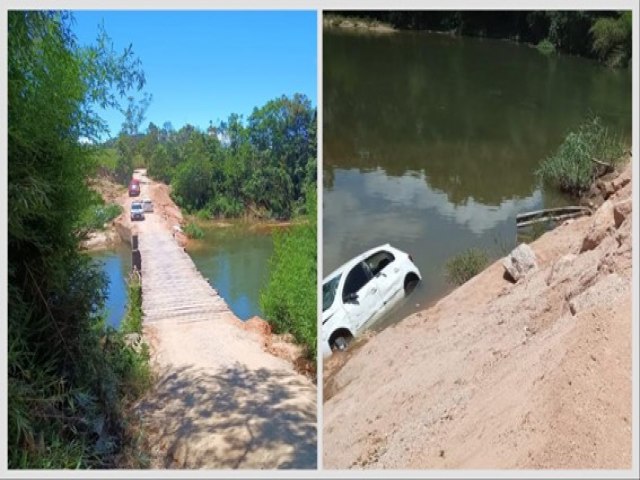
top-left (324, 160), bottom-right (633, 469)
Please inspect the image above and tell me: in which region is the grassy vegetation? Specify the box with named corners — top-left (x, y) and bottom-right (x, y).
top-left (114, 273), bottom-right (152, 402)
top-left (445, 248), bottom-right (489, 286)
top-left (76, 189), bottom-right (122, 233)
top-left (536, 116), bottom-right (625, 195)
top-left (260, 193), bottom-right (317, 361)
top-left (536, 38), bottom-right (556, 55)
top-left (183, 221), bottom-right (204, 239)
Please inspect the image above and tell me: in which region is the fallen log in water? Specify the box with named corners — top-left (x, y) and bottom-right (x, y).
top-left (516, 206), bottom-right (591, 228)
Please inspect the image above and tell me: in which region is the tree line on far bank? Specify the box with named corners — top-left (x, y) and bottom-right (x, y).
top-left (100, 94), bottom-right (317, 221)
top-left (328, 11), bottom-right (632, 68)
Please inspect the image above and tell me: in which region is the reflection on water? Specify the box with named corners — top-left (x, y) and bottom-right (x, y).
top-left (323, 30), bottom-right (631, 322)
top-left (90, 247), bottom-right (131, 329)
top-left (187, 224), bottom-right (274, 320)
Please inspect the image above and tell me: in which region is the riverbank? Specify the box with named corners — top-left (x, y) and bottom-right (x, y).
top-left (324, 159), bottom-right (632, 469)
top-left (323, 14), bottom-right (395, 33)
top-left (81, 175), bottom-right (303, 251)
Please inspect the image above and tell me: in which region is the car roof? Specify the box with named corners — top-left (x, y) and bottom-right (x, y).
top-left (323, 243), bottom-right (400, 283)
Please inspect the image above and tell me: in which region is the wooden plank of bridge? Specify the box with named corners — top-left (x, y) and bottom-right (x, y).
top-left (137, 227), bottom-right (231, 325)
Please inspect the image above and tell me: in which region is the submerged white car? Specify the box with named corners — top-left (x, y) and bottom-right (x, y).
top-left (322, 244), bottom-right (421, 357)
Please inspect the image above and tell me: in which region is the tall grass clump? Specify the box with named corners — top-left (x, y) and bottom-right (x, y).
top-left (536, 117), bottom-right (625, 195)
top-left (261, 192), bottom-right (317, 361)
top-left (445, 248), bottom-right (489, 286)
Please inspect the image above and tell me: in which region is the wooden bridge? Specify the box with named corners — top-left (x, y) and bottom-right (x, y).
top-left (125, 170), bottom-right (317, 470)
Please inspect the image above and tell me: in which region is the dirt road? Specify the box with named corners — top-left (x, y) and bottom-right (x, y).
top-left (122, 170), bottom-right (317, 469)
top-left (324, 162), bottom-right (633, 469)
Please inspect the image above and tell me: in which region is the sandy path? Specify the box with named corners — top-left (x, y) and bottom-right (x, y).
top-left (123, 170), bottom-right (317, 469)
top-left (324, 163), bottom-right (632, 470)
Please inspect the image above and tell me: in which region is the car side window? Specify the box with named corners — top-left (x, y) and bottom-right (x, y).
top-left (342, 262), bottom-right (371, 302)
top-left (365, 250), bottom-right (396, 277)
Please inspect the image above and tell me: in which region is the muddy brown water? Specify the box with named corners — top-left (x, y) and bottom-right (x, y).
top-left (323, 29), bottom-right (632, 331)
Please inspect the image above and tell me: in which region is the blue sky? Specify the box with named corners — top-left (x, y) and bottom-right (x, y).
top-left (71, 10), bottom-right (317, 138)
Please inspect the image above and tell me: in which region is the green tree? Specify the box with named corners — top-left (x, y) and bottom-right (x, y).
top-left (591, 11), bottom-right (632, 67)
top-left (8, 11), bottom-right (147, 467)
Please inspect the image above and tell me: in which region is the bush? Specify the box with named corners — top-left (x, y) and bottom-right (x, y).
top-left (591, 12), bottom-right (632, 68)
top-left (261, 193), bottom-right (317, 360)
top-left (445, 248), bottom-right (489, 285)
top-left (195, 209), bottom-right (211, 221)
top-left (536, 116), bottom-right (625, 195)
top-left (536, 38), bottom-right (556, 55)
top-left (207, 196), bottom-right (245, 218)
top-left (183, 221), bottom-right (204, 239)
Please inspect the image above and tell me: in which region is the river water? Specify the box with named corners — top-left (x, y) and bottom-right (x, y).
top-left (323, 29), bottom-right (631, 327)
top-left (90, 247), bottom-right (131, 329)
top-left (186, 223), bottom-right (274, 320)
top-left (92, 223), bottom-right (273, 327)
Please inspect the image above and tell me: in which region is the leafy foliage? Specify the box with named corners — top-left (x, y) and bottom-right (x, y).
top-left (445, 248), bottom-right (489, 285)
top-left (8, 11), bottom-right (149, 468)
top-left (537, 116), bottom-right (625, 195)
top-left (260, 192), bottom-right (317, 360)
top-left (98, 94), bottom-right (317, 220)
top-left (183, 222), bottom-right (205, 239)
top-left (77, 191), bottom-right (122, 232)
top-left (590, 12), bottom-right (632, 67)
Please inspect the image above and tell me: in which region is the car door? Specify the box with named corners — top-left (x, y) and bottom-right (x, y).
top-left (340, 261), bottom-right (383, 332)
top-left (365, 249), bottom-right (401, 309)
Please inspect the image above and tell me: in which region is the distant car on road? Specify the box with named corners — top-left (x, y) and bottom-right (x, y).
top-left (142, 198), bottom-right (154, 212)
top-left (130, 201), bottom-right (145, 221)
top-left (128, 181), bottom-right (140, 197)
top-left (322, 244), bottom-right (421, 357)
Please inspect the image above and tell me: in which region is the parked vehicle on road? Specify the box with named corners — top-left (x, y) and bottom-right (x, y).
top-left (128, 181), bottom-right (140, 197)
top-left (322, 244), bottom-right (421, 357)
top-left (142, 198), bottom-right (154, 212)
top-left (130, 201), bottom-right (145, 221)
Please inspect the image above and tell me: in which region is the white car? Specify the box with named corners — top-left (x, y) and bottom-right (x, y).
top-left (322, 244), bottom-right (421, 357)
top-left (142, 198), bottom-right (154, 212)
top-left (130, 201), bottom-right (145, 221)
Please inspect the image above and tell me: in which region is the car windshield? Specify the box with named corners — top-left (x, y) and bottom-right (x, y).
top-left (132, 203), bottom-right (142, 210)
top-left (323, 275), bottom-right (341, 312)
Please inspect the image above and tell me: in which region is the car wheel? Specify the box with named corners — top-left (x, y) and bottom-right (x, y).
top-left (404, 273), bottom-right (420, 296)
top-left (333, 336), bottom-right (349, 351)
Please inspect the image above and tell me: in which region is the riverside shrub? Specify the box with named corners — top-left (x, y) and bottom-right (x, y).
top-left (445, 248), bottom-right (489, 285)
top-left (260, 194), bottom-right (317, 360)
top-left (536, 117), bottom-right (624, 195)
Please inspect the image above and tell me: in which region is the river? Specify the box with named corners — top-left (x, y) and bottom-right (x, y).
top-left (92, 223), bottom-right (273, 327)
top-left (186, 223), bottom-right (274, 320)
top-left (90, 247), bottom-right (131, 329)
top-left (323, 29), bottom-right (631, 328)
